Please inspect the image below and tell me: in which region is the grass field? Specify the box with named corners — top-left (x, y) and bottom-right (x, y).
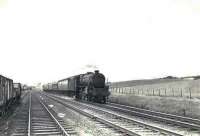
top-left (109, 93), bottom-right (200, 119)
top-left (109, 79), bottom-right (200, 119)
top-left (110, 79), bottom-right (200, 98)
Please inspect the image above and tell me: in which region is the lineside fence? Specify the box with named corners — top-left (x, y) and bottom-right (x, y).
top-left (109, 87), bottom-right (199, 99)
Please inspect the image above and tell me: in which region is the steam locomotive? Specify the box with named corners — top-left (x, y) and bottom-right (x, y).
top-left (43, 70), bottom-right (110, 103)
top-left (0, 75), bottom-right (22, 116)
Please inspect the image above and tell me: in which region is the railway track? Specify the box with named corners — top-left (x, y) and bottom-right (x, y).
top-left (83, 101), bottom-right (200, 132)
top-left (42, 92), bottom-right (186, 136)
top-left (10, 92), bottom-right (77, 136)
top-left (106, 102), bottom-right (200, 128)
top-left (54, 94), bottom-right (200, 134)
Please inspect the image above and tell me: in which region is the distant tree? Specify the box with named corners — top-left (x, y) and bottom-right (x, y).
top-left (162, 76), bottom-right (178, 79)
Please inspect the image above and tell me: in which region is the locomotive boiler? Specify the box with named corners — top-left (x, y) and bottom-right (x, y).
top-left (80, 71), bottom-right (105, 88)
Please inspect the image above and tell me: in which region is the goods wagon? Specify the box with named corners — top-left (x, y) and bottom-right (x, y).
top-left (0, 75), bottom-right (21, 115)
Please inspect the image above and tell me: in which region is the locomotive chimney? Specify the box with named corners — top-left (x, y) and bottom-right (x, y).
top-left (94, 70), bottom-right (99, 73)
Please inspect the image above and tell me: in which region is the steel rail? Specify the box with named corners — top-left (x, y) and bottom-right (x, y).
top-left (28, 92), bottom-right (31, 136)
top-left (92, 102), bottom-right (200, 130)
top-left (108, 102), bottom-right (200, 125)
top-left (42, 93), bottom-right (141, 136)
top-left (44, 93), bottom-right (183, 136)
top-left (39, 97), bottom-right (70, 136)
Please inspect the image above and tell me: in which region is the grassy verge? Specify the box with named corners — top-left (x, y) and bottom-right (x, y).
top-left (109, 93), bottom-right (200, 119)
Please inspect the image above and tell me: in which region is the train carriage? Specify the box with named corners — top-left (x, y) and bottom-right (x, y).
top-left (0, 75), bottom-right (22, 115)
top-left (0, 75), bottom-right (13, 115)
top-left (13, 83), bottom-right (22, 100)
top-left (57, 75), bottom-right (79, 96)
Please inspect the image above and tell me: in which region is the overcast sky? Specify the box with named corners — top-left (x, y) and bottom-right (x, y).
top-left (0, 0), bottom-right (200, 85)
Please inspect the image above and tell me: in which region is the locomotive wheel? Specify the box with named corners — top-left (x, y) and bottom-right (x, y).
top-left (93, 96), bottom-right (97, 102)
top-left (84, 95), bottom-right (86, 101)
top-left (102, 97), bottom-right (106, 104)
top-left (88, 95), bottom-right (92, 101)
top-left (0, 107), bottom-right (6, 116)
top-left (82, 95), bottom-right (84, 100)
top-left (94, 96), bottom-right (101, 103)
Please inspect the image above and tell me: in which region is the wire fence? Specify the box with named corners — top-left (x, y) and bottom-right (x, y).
top-left (109, 87), bottom-right (198, 99)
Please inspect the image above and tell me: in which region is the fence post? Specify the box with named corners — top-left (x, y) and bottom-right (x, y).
top-left (159, 89), bottom-right (160, 96)
top-left (172, 88), bottom-right (174, 97)
top-left (189, 88), bottom-right (192, 99)
top-left (180, 88), bottom-right (182, 97)
top-left (165, 88), bottom-right (166, 96)
top-left (153, 89), bottom-right (154, 96)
